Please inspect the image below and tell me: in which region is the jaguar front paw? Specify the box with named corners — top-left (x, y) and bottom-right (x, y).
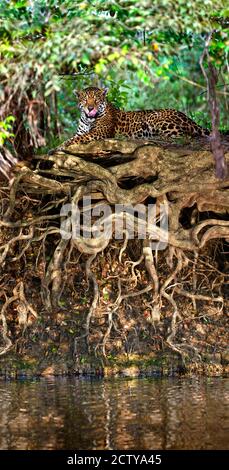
top-left (48, 146), bottom-right (64, 155)
top-left (48, 148), bottom-right (56, 155)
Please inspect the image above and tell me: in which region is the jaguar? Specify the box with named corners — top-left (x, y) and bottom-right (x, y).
top-left (49, 86), bottom-right (209, 153)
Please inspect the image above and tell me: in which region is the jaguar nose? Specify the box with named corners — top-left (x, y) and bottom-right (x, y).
top-left (88, 106), bottom-right (94, 111)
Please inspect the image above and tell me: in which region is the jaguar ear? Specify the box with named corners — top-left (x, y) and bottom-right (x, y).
top-left (73, 90), bottom-right (80, 98)
top-left (102, 87), bottom-right (109, 96)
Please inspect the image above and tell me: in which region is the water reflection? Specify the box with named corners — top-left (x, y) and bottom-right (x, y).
top-left (0, 377), bottom-right (228, 449)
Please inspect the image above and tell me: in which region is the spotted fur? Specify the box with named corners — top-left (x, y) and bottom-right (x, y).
top-left (50, 86), bottom-right (209, 153)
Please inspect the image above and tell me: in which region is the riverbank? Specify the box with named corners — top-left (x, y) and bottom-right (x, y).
top-left (1, 353), bottom-right (228, 379)
top-left (0, 304), bottom-right (228, 379)
top-left (0, 140), bottom-right (228, 379)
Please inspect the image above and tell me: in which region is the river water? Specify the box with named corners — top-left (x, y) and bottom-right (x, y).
top-left (0, 377), bottom-right (228, 450)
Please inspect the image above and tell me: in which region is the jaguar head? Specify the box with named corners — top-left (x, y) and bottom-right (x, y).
top-left (74, 87), bottom-right (108, 118)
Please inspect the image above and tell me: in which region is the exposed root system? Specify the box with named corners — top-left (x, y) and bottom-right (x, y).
top-left (0, 138), bottom-right (228, 369)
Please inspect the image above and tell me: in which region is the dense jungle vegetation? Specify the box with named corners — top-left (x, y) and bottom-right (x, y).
top-left (0, 0), bottom-right (228, 155)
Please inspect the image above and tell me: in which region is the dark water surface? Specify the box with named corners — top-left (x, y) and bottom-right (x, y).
top-left (0, 376), bottom-right (228, 450)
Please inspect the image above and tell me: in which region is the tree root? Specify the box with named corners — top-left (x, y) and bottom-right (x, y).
top-left (84, 254), bottom-right (99, 348)
top-left (0, 281), bottom-right (37, 355)
top-left (0, 138), bottom-right (228, 357)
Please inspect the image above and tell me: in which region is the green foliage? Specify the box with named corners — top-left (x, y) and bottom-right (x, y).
top-left (0, 116), bottom-right (15, 146)
top-left (0, 1), bottom-right (228, 153)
